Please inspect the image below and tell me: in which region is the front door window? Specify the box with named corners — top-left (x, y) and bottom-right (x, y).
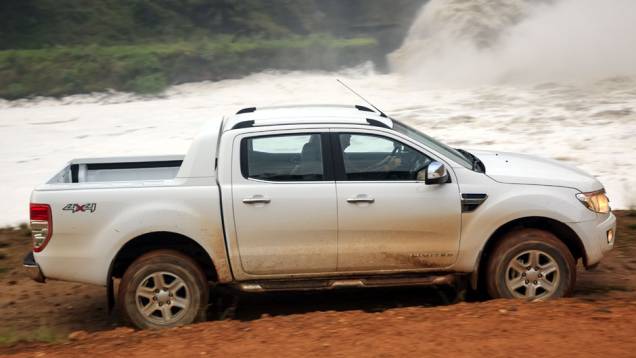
top-left (338, 134), bottom-right (431, 181)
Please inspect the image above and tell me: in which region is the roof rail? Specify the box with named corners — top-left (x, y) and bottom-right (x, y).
top-left (238, 104), bottom-right (376, 115)
top-left (366, 118), bottom-right (390, 128)
top-left (232, 120), bottom-right (255, 129)
top-left (236, 107), bottom-right (256, 114)
top-left (355, 105), bottom-right (375, 113)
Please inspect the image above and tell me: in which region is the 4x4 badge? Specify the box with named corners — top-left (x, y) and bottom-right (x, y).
top-left (63, 203), bottom-right (97, 213)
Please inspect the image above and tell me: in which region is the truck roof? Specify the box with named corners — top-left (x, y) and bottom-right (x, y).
top-left (182, 105), bottom-right (394, 178)
top-left (222, 104), bottom-right (393, 131)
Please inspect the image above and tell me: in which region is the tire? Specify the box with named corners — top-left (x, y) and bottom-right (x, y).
top-left (485, 228), bottom-right (576, 300)
top-left (118, 250), bottom-right (209, 329)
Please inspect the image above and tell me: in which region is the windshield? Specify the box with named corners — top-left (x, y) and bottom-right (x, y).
top-left (392, 119), bottom-right (473, 170)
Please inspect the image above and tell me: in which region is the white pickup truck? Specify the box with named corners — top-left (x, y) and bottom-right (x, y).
top-left (24, 104), bottom-right (616, 329)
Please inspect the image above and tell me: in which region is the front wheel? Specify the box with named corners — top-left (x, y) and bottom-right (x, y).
top-left (486, 228), bottom-right (576, 300)
top-left (118, 250), bottom-right (209, 329)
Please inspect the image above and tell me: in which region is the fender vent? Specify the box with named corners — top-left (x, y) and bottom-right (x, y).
top-left (461, 193), bottom-right (488, 212)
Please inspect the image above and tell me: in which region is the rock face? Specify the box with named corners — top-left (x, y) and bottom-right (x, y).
top-left (0, 0), bottom-right (426, 52)
top-left (302, 0), bottom-right (429, 56)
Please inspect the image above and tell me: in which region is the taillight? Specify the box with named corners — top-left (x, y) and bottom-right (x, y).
top-left (30, 203), bottom-right (52, 252)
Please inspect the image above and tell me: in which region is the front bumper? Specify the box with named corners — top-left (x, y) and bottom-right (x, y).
top-left (569, 212), bottom-right (616, 268)
top-left (23, 251), bottom-right (46, 283)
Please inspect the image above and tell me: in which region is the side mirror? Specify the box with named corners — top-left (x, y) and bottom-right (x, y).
top-left (417, 161), bottom-right (449, 185)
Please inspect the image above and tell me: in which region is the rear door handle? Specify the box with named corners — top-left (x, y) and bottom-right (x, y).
top-left (242, 196), bottom-right (271, 204)
top-left (347, 196), bottom-right (375, 204)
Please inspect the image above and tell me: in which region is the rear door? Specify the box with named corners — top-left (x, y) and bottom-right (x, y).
top-left (333, 130), bottom-right (462, 271)
top-left (231, 130), bottom-right (338, 275)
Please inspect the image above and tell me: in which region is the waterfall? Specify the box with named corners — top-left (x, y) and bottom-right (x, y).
top-left (390, 0), bottom-right (636, 85)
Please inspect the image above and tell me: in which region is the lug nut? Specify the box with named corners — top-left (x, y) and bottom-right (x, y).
top-left (167, 300), bottom-right (171, 305)
top-left (538, 274), bottom-right (543, 278)
top-left (533, 280), bottom-right (538, 284)
top-left (155, 289), bottom-right (160, 294)
top-left (522, 273), bottom-right (526, 277)
top-left (158, 303), bottom-right (163, 307)
top-left (525, 280), bottom-right (529, 284)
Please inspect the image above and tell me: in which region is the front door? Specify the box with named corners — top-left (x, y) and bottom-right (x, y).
top-left (231, 131), bottom-right (338, 275)
top-left (333, 131), bottom-right (462, 271)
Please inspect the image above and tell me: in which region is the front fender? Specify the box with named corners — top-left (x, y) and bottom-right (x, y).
top-left (453, 184), bottom-right (595, 272)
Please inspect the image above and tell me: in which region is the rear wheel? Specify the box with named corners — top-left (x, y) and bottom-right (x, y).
top-left (118, 250), bottom-right (209, 329)
top-left (486, 228), bottom-right (576, 300)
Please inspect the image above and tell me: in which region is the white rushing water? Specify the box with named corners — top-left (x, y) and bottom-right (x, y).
top-left (390, 0), bottom-right (636, 85)
top-left (1, 0), bottom-right (635, 225)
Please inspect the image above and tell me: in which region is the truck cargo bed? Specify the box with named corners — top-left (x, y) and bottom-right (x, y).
top-left (48, 155), bottom-right (184, 184)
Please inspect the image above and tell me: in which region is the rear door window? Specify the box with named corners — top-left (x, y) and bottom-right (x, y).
top-left (241, 133), bottom-right (326, 181)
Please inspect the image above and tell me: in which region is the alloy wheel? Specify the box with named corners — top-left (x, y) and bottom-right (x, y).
top-left (135, 271), bottom-right (190, 324)
top-left (504, 250), bottom-right (560, 299)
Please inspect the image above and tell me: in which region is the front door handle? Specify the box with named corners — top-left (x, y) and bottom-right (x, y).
top-left (347, 195), bottom-right (375, 204)
top-left (242, 196), bottom-right (271, 204)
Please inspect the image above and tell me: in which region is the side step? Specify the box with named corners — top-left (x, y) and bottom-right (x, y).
top-left (236, 274), bottom-right (456, 293)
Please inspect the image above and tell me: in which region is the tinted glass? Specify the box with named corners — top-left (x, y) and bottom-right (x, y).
top-left (392, 120), bottom-right (473, 170)
top-left (339, 134), bottom-right (431, 181)
top-left (244, 134), bottom-right (324, 181)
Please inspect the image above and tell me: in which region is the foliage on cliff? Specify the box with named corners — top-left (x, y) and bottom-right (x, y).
top-left (0, 0), bottom-right (425, 98)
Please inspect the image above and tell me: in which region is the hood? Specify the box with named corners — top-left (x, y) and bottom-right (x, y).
top-left (471, 150), bottom-right (603, 192)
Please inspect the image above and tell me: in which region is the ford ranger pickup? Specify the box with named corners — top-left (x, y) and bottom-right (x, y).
top-left (24, 104), bottom-right (616, 329)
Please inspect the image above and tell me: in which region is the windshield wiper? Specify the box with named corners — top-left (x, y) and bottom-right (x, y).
top-left (456, 149), bottom-right (485, 173)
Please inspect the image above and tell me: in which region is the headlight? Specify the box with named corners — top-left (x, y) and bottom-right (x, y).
top-left (576, 189), bottom-right (610, 213)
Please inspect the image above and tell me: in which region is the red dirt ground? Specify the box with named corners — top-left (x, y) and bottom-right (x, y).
top-left (1, 211), bottom-right (635, 357)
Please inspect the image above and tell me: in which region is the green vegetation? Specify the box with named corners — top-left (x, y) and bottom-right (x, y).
top-left (0, 327), bottom-right (65, 346)
top-left (0, 0), bottom-right (424, 50)
top-left (0, 36), bottom-right (377, 98)
top-left (0, 0), bottom-right (424, 99)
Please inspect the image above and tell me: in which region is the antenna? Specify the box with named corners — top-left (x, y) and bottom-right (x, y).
top-left (336, 79), bottom-right (388, 118)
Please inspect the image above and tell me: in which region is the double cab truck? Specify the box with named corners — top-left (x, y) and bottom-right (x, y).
top-left (24, 104), bottom-right (616, 329)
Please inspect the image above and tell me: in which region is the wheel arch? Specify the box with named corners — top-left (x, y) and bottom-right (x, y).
top-left (472, 216), bottom-right (585, 291)
top-left (106, 231), bottom-right (217, 311)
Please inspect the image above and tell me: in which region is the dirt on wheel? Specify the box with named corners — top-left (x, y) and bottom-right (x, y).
top-left (1, 211), bottom-right (635, 357)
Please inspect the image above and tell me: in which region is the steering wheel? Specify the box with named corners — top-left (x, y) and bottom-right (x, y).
top-left (364, 144), bottom-right (403, 172)
top-left (384, 144), bottom-right (405, 166)
top-left (410, 156), bottom-right (432, 177)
